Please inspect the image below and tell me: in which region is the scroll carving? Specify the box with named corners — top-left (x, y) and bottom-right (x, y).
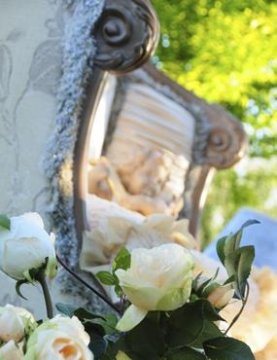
top-left (204, 105), bottom-right (248, 169)
top-left (94, 0), bottom-right (159, 74)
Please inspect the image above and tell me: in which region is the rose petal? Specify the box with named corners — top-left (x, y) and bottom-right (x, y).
top-left (116, 305), bottom-right (147, 332)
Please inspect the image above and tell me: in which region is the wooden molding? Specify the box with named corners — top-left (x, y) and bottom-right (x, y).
top-left (94, 0), bottom-right (159, 74)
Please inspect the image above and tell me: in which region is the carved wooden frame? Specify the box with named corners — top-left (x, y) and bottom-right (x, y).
top-left (73, 0), bottom-right (247, 249)
top-left (73, 0), bottom-right (159, 251)
top-left (94, 0), bottom-right (159, 74)
top-left (74, 64), bottom-right (247, 246)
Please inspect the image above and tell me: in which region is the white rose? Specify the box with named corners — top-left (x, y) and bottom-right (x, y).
top-left (25, 315), bottom-right (94, 360)
top-left (0, 340), bottom-right (24, 360)
top-left (207, 283), bottom-right (234, 309)
top-left (0, 304), bottom-right (36, 343)
top-left (0, 213), bottom-right (57, 280)
top-left (116, 243), bottom-right (194, 331)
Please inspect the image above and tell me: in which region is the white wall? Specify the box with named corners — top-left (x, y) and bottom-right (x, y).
top-left (0, 0), bottom-right (63, 218)
top-left (0, 0), bottom-right (64, 317)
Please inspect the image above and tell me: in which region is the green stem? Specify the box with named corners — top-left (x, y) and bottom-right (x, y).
top-left (38, 275), bottom-right (54, 319)
top-left (56, 255), bottom-right (121, 315)
top-left (224, 282), bottom-right (250, 335)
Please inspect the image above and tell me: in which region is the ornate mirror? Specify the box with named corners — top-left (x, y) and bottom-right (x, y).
top-left (74, 63), bottom-right (247, 280)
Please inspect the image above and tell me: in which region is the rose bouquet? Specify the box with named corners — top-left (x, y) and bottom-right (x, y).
top-left (0, 213), bottom-right (259, 359)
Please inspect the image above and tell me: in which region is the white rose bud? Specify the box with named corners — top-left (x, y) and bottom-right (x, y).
top-left (25, 315), bottom-right (94, 360)
top-left (0, 213), bottom-right (57, 281)
top-left (116, 243), bottom-right (194, 331)
top-left (207, 283), bottom-right (235, 309)
top-left (0, 304), bottom-right (36, 343)
top-left (0, 340), bottom-right (24, 360)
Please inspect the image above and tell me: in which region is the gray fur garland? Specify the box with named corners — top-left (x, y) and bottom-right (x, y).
top-left (43, 0), bottom-right (105, 269)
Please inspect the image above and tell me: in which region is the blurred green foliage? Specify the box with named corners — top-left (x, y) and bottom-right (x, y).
top-left (152, 0), bottom-right (277, 244)
top-left (200, 164), bottom-right (277, 248)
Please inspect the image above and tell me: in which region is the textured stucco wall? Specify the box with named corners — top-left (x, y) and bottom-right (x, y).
top-left (0, 0), bottom-right (63, 219)
top-left (0, 0), bottom-right (63, 316)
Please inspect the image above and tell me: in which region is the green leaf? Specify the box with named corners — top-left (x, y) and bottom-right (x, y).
top-left (167, 300), bottom-right (223, 348)
top-left (0, 214), bottom-right (10, 231)
top-left (123, 313), bottom-right (166, 360)
top-left (216, 220), bottom-right (259, 266)
top-left (239, 219), bottom-right (261, 230)
top-left (194, 275), bottom-right (218, 297)
top-left (70, 307), bottom-right (117, 337)
top-left (73, 307), bottom-right (105, 321)
top-left (112, 248), bottom-right (131, 272)
top-left (201, 300), bottom-right (225, 322)
top-left (56, 303), bottom-right (76, 317)
top-left (167, 347), bottom-right (206, 359)
top-left (225, 246), bottom-right (255, 298)
top-left (101, 338), bottom-right (127, 360)
top-left (104, 314), bottom-right (118, 329)
top-left (216, 221), bottom-right (258, 299)
top-left (89, 331), bottom-right (108, 358)
top-left (216, 235), bottom-right (229, 264)
top-left (114, 284), bottom-right (123, 297)
top-left (203, 337), bottom-right (255, 360)
top-left (223, 275), bottom-right (236, 285)
top-left (236, 247), bottom-right (255, 297)
top-left (167, 303), bottom-right (204, 348)
top-left (87, 314), bottom-right (118, 335)
top-left (191, 320), bottom-right (223, 348)
top-left (96, 271), bottom-right (117, 286)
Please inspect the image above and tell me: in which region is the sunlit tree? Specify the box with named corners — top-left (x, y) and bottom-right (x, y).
top-left (152, 0), bottom-right (277, 244)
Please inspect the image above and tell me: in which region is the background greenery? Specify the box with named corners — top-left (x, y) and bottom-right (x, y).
top-left (151, 0), bottom-right (277, 246)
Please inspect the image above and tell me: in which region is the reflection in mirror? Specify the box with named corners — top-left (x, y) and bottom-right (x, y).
top-left (89, 83), bottom-right (195, 216)
top-left (80, 71), bottom-right (199, 277)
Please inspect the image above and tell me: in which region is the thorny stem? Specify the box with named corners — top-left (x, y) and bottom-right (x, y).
top-left (56, 255), bottom-right (121, 315)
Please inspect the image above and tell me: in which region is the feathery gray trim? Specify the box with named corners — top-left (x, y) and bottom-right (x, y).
top-left (44, 0), bottom-right (105, 269)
